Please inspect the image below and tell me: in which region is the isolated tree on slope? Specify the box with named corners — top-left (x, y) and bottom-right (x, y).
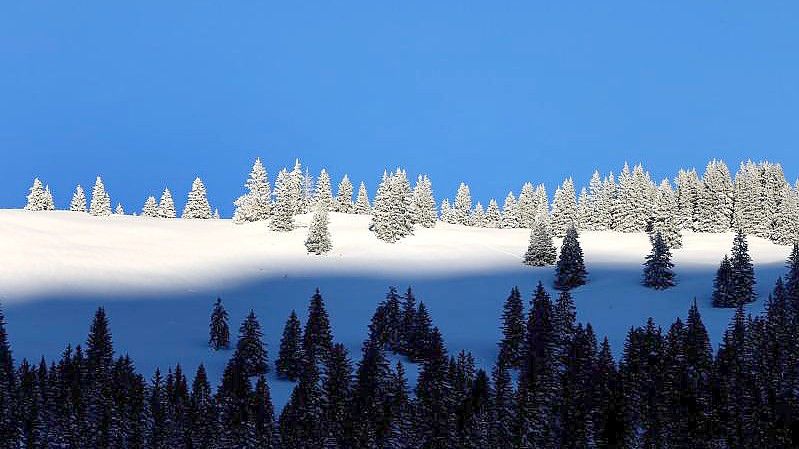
top-left (354, 181), bottom-right (371, 214)
top-left (313, 169), bottom-right (334, 211)
top-left (411, 174), bottom-right (437, 227)
top-left (650, 179), bottom-right (682, 249)
top-left (305, 203), bottom-right (332, 255)
top-left (276, 310), bottom-right (303, 381)
top-left (550, 178), bottom-right (578, 237)
top-left (485, 199), bottom-right (501, 228)
top-left (554, 226), bottom-right (587, 290)
top-left (69, 185), bottom-right (87, 212)
top-left (453, 182), bottom-right (472, 225)
top-left (642, 232), bottom-right (676, 289)
top-left (24, 178), bottom-right (48, 211)
top-left (89, 176), bottom-right (112, 216)
top-left (158, 188), bottom-right (176, 218)
top-left (234, 310), bottom-right (269, 376)
top-left (233, 157), bottom-right (271, 223)
top-left (771, 184), bottom-right (799, 245)
top-left (142, 196), bottom-right (158, 217)
top-left (335, 175), bottom-right (354, 213)
top-left (182, 177), bottom-right (212, 219)
top-left (730, 230), bottom-right (756, 305)
top-left (501, 192), bottom-right (519, 228)
top-left (271, 169), bottom-right (295, 231)
top-left (524, 214), bottom-right (557, 266)
top-left (209, 297), bottom-right (230, 350)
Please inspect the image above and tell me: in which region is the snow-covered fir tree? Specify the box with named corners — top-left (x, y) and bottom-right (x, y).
top-left (288, 159), bottom-right (307, 215)
top-left (484, 199), bottom-right (501, 228)
top-left (334, 174), bottom-right (354, 213)
top-left (582, 171), bottom-right (604, 230)
top-left (24, 178), bottom-right (48, 211)
top-left (157, 188), bottom-right (176, 218)
top-left (732, 160), bottom-right (764, 235)
top-left (452, 182), bottom-right (472, 225)
top-left (642, 232), bottom-right (676, 289)
top-left (500, 192), bottom-right (519, 228)
top-left (550, 178), bottom-right (578, 237)
top-left (649, 179), bottom-right (682, 248)
top-left (213, 208), bottom-right (220, 219)
top-left (675, 168), bottom-right (701, 230)
top-left (209, 297), bottom-right (230, 350)
top-left (142, 196), bottom-right (158, 217)
top-left (524, 213), bottom-right (557, 266)
top-left (233, 310), bottom-right (269, 376)
top-left (554, 226), bottom-right (587, 290)
top-left (305, 203), bottom-right (332, 255)
top-left (758, 161), bottom-right (787, 238)
top-left (729, 230), bottom-right (756, 305)
top-left (440, 199), bottom-right (455, 224)
top-left (516, 182), bottom-right (537, 228)
top-left (275, 310), bottom-right (303, 381)
top-left (114, 203), bottom-right (125, 215)
top-left (696, 160), bottom-right (733, 232)
top-left (89, 176), bottom-right (112, 216)
top-left (270, 169), bottom-right (295, 231)
top-left (470, 202), bottom-right (486, 227)
top-left (598, 173), bottom-right (618, 230)
top-left (354, 181), bottom-right (371, 214)
top-left (233, 157), bottom-right (271, 223)
top-left (712, 256), bottom-right (735, 308)
top-left (370, 169), bottom-right (414, 242)
top-left (411, 174), bottom-right (437, 227)
top-left (534, 184), bottom-right (549, 220)
top-left (182, 177), bottom-right (212, 219)
top-left (616, 163), bottom-right (655, 232)
top-left (313, 169), bottom-right (334, 211)
top-left (771, 183), bottom-right (799, 245)
top-left (69, 184), bottom-right (87, 212)
top-left (44, 185), bottom-right (55, 210)
top-left (576, 187), bottom-right (589, 230)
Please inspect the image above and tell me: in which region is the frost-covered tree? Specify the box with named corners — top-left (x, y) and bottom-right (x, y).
top-left (696, 160), bottom-right (733, 232)
top-left (732, 161), bottom-right (764, 234)
top-left (729, 230), bottom-right (755, 305)
top-left (517, 182), bottom-right (537, 228)
top-left (276, 310), bottom-right (303, 381)
top-left (501, 192), bottom-right (519, 228)
top-left (313, 169), bottom-right (334, 211)
top-left (524, 213), bottom-right (557, 266)
top-left (41, 185), bottom-right (55, 211)
top-left (649, 179), bottom-right (682, 249)
top-left (335, 175), bottom-right (354, 213)
top-left (289, 159), bottom-right (307, 215)
top-left (642, 232), bottom-right (675, 289)
top-left (440, 199), bottom-right (455, 224)
top-left (182, 177), bottom-right (212, 219)
top-left (550, 178), bottom-right (578, 237)
top-left (554, 226), bottom-right (587, 290)
top-left (24, 178), bottom-right (48, 211)
top-left (675, 168), bottom-right (701, 230)
top-left (758, 161), bottom-right (787, 238)
top-left (142, 196), bottom-right (158, 217)
top-left (711, 256), bottom-right (735, 308)
top-left (209, 297), bottom-right (230, 350)
top-left (576, 187), bottom-right (589, 231)
top-left (598, 173), bottom-right (619, 230)
top-left (233, 157), bottom-right (271, 223)
top-left (453, 182), bottom-right (472, 225)
top-left (616, 163), bottom-right (655, 232)
top-left (370, 169), bottom-right (414, 242)
top-left (157, 188), bottom-right (176, 218)
top-left (89, 176), bottom-right (112, 216)
top-left (70, 185), bottom-right (87, 212)
top-left (114, 203), bottom-right (125, 215)
top-left (305, 203), bottom-right (332, 255)
top-left (582, 171), bottom-right (604, 230)
top-left (534, 184), bottom-right (549, 221)
top-left (354, 181), bottom-right (371, 215)
top-left (485, 199), bottom-right (501, 228)
top-left (771, 184), bottom-right (799, 245)
top-left (271, 169), bottom-right (295, 231)
top-left (213, 208), bottom-right (220, 219)
top-left (411, 175), bottom-right (437, 227)
top-left (470, 202), bottom-right (486, 227)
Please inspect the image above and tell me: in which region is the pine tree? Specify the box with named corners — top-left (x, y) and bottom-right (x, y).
top-left (599, 173), bottom-right (619, 230)
top-left (252, 375), bottom-right (277, 449)
top-left (523, 213), bottom-right (557, 266)
top-left (0, 305), bottom-right (18, 447)
top-left (354, 181), bottom-right (371, 215)
top-left (114, 203), bottom-right (125, 215)
top-left (576, 186), bottom-right (589, 230)
top-left (24, 178), bottom-right (48, 211)
top-left (484, 199), bottom-right (501, 228)
top-left (141, 196), bottom-right (158, 217)
top-left (157, 188), bottom-right (176, 218)
top-left (730, 230), bottom-right (756, 305)
top-left (488, 362), bottom-right (514, 449)
top-left (712, 255), bottom-right (736, 308)
top-left (550, 178), bottom-right (578, 237)
top-left (440, 199), bottom-right (455, 224)
top-left (89, 176), bottom-right (112, 216)
top-left (303, 289), bottom-right (334, 365)
top-left (452, 182), bottom-right (472, 225)
top-left (350, 341), bottom-right (393, 447)
top-left (732, 161), bottom-right (764, 234)
top-left (233, 310), bottom-right (269, 376)
top-left (675, 168), bottom-right (701, 230)
top-left (279, 360), bottom-right (324, 449)
top-left (696, 160), bottom-right (733, 232)
top-left (642, 232), bottom-right (676, 289)
top-left (650, 178), bottom-right (683, 248)
top-left (305, 203), bottom-right (332, 255)
top-left (399, 287), bottom-right (418, 356)
top-left (276, 310), bottom-right (304, 381)
top-left (213, 208), bottom-right (221, 219)
top-left (181, 177), bottom-right (212, 219)
top-left (70, 185), bottom-right (87, 213)
top-left (497, 287), bottom-right (525, 369)
top-left (415, 327), bottom-right (455, 449)
top-left (516, 182), bottom-right (537, 228)
top-left (583, 170), bottom-right (604, 230)
top-left (209, 298), bottom-right (230, 350)
top-left (188, 364), bottom-right (217, 449)
top-left (370, 169), bottom-right (414, 242)
top-left (501, 192), bottom-right (519, 228)
top-left (270, 169), bottom-right (295, 231)
top-left (554, 226), bottom-right (588, 290)
top-left (334, 175), bottom-right (354, 213)
top-left (321, 343), bottom-right (352, 448)
top-left (771, 183), bottom-right (799, 245)
top-left (234, 157), bottom-right (272, 223)
top-left (288, 159), bottom-right (307, 215)
top-left (411, 174), bottom-right (437, 227)
top-left (314, 169), bottom-right (334, 211)
top-left (470, 202), bottom-right (486, 227)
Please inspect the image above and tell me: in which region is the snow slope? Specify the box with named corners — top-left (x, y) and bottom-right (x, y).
top-left (0, 209), bottom-right (793, 408)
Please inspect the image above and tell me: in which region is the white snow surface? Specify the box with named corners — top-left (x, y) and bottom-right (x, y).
top-left (0, 209), bottom-right (793, 408)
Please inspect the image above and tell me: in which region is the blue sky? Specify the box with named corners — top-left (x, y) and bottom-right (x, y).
top-left (1, 2), bottom-right (797, 216)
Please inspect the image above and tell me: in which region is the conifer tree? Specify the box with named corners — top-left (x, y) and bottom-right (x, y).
top-left (275, 310), bottom-right (304, 381)
top-left (233, 157), bottom-right (271, 223)
top-left (484, 199), bottom-right (501, 228)
top-left (452, 182), bottom-right (472, 225)
top-left (583, 170), bottom-right (604, 230)
top-left (411, 174), bottom-right (437, 227)
top-left (0, 306), bottom-right (18, 447)
top-left (303, 289), bottom-right (334, 364)
top-left (730, 230), bottom-right (756, 305)
top-left (599, 173), bottom-right (619, 230)
top-left (89, 176), bottom-right (112, 216)
top-left (252, 375), bottom-right (277, 449)
top-left (114, 203), bottom-right (125, 215)
top-left (470, 202), bottom-right (486, 227)
top-left (157, 188), bottom-right (176, 219)
top-left (279, 360), bottom-right (324, 448)
top-left (516, 182), bottom-right (538, 228)
top-left (370, 169), bottom-right (414, 242)
top-left (24, 178), bottom-right (48, 211)
top-left (675, 168), bottom-right (701, 230)
top-left (43, 185), bottom-right (55, 210)
top-left (209, 298), bottom-right (230, 350)
top-left (188, 364), bottom-right (217, 449)
top-left (408, 302), bottom-right (434, 363)
top-left (523, 213), bottom-right (557, 266)
top-left (233, 310), bottom-right (269, 377)
top-left (642, 232), bottom-right (676, 289)
top-left (399, 287), bottom-right (417, 356)
top-left (415, 327), bottom-right (455, 449)
top-left (650, 178), bottom-right (683, 248)
top-left (696, 160), bottom-right (734, 232)
top-left (771, 183), bottom-right (799, 245)
top-left (321, 343), bottom-right (352, 448)
top-left (305, 203), bottom-right (332, 255)
top-left (497, 287), bottom-right (525, 369)
top-left (70, 185), bottom-right (87, 213)
top-left (354, 181), bottom-right (371, 214)
top-left (334, 174), bottom-right (354, 213)
top-left (732, 161), bottom-right (764, 234)
top-left (270, 169), bottom-right (295, 231)
top-left (181, 177), bottom-right (212, 219)
top-left (500, 191), bottom-right (519, 228)
top-left (712, 255), bottom-right (735, 308)
top-left (142, 196), bottom-right (158, 217)
top-left (314, 169), bottom-right (334, 211)
top-left (554, 226), bottom-right (588, 290)
top-left (550, 177), bottom-right (578, 237)
top-left (350, 341), bottom-right (393, 447)
top-left (488, 362), bottom-right (514, 449)
top-left (439, 199), bottom-right (454, 224)
top-left (576, 186), bottom-right (589, 230)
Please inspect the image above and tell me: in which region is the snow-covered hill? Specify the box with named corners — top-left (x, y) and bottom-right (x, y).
top-left (0, 209), bottom-right (793, 408)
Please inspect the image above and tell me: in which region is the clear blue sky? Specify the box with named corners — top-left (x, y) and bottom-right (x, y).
top-left (1, 2), bottom-right (797, 216)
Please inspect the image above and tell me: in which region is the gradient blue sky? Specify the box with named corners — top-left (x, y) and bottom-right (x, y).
top-left (1, 2), bottom-right (798, 216)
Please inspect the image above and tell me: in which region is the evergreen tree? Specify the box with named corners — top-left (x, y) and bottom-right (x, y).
top-left (730, 230), bottom-right (756, 305)
top-left (334, 174), bottom-right (354, 213)
top-left (733, 161), bottom-right (764, 234)
top-left (303, 289), bottom-right (334, 365)
top-left (89, 176), bottom-right (112, 216)
top-left (233, 157), bottom-right (271, 223)
top-left (642, 232), bottom-right (676, 289)
top-left (350, 341), bottom-right (393, 448)
top-left (554, 226), bottom-right (588, 290)
top-left (408, 301), bottom-right (434, 363)
top-left (650, 178), bottom-right (683, 248)
top-left (675, 168), bottom-right (701, 230)
top-left (771, 183), bottom-right (799, 245)
top-left (233, 310), bottom-right (269, 377)
top-left (305, 203), bottom-right (332, 255)
top-left (24, 178), bottom-right (48, 211)
top-left (599, 173), bottom-right (619, 230)
top-left (370, 169), bottom-right (414, 242)
top-left (399, 287), bottom-right (418, 356)
top-left (497, 287), bottom-right (525, 369)
top-left (712, 256), bottom-right (736, 308)
top-left (415, 327), bottom-right (455, 449)
top-left (583, 170), bottom-right (604, 230)
top-left (280, 361), bottom-right (324, 449)
top-left (697, 160), bottom-right (734, 232)
top-left (440, 198), bottom-right (455, 224)
top-left (181, 177), bottom-right (212, 219)
top-left (314, 169), bottom-right (334, 211)
top-left (209, 298), bottom-right (230, 351)
top-left (321, 343), bottom-right (352, 448)
top-left (484, 199), bottom-right (501, 228)
top-left (270, 169), bottom-right (295, 231)
top-left (141, 196), bottom-right (158, 217)
top-left (470, 202), bottom-right (486, 227)
top-left (523, 213), bottom-right (557, 266)
top-left (354, 181), bottom-right (371, 215)
top-left (70, 185), bottom-right (87, 213)
top-left (276, 310), bottom-right (304, 381)
top-left (188, 364), bottom-right (217, 449)
top-left (488, 362), bottom-right (515, 449)
top-left (452, 182), bottom-right (472, 225)
top-left (517, 182), bottom-right (538, 228)
top-left (114, 203), bottom-right (125, 215)
top-left (157, 188), bottom-right (176, 219)
top-left (411, 174), bottom-right (437, 227)
top-left (550, 177), bottom-right (578, 237)
top-left (501, 191), bottom-right (519, 228)
top-left (0, 306), bottom-right (18, 448)
top-left (252, 375), bottom-right (277, 449)
top-left (217, 356), bottom-right (257, 447)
